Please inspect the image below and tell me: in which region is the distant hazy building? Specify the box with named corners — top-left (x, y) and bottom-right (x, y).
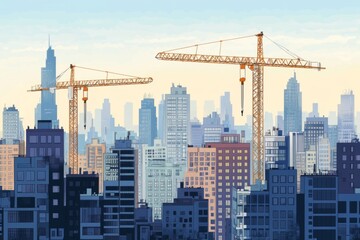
top-left (2, 105), bottom-right (20, 141)
top-left (124, 102), bottom-right (134, 131)
top-left (338, 91), bottom-right (355, 142)
top-left (309, 102), bottom-right (319, 117)
top-left (284, 73), bottom-right (302, 135)
top-left (203, 112), bottom-right (223, 143)
top-left (328, 125), bottom-right (338, 170)
top-left (288, 132), bottom-right (305, 190)
top-left (328, 111), bottom-right (337, 125)
top-left (101, 99), bottom-right (114, 146)
top-left (275, 112), bottom-right (284, 132)
top-left (40, 44), bottom-right (59, 128)
top-left (158, 96), bottom-right (166, 144)
top-left (139, 97), bottom-right (157, 146)
top-left (190, 100), bottom-right (198, 120)
top-left (190, 119), bottom-right (203, 146)
top-left (220, 92), bottom-right (234, 131)
top-left (264, 112), bottom-right (274, 133)
top-left (204, 100), bottom-right (215, 117)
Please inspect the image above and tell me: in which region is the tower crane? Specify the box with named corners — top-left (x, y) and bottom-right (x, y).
top-left (156, 32), bottom-right (324, 183)
top-left (29, 64), bottom-right (153, 174)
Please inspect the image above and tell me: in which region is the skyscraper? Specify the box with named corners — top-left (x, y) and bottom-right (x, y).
top-left (101, 99), bottom-right (114, 146)
top-left (203, 100), bottom-right (215, 117)
top-left (309, 102), bottom-right (319, 117)
top-left (158, 96), bottom-right (166, 144)
top-left (2, 105), bottom-right (20, 140)
top-left (139, 97), bottom-right (157, 146)
top-left (220, 92), bottom-right (234, 130)
top-left (40, 43), bottom-right (59, 128)
top-left (284, 73), bottom-right (302, 135)
top-left (190, 100), bottom-right (198, 120)
top-left (338, 91), bottom-right (355, 142)
top-left (164, 84), bottom-right (190, 166)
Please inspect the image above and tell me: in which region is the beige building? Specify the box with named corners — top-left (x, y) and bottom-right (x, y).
top-left (185, 147), bottom-right (217, 233)
top-left (0, 141), bottom-right (20, 190)
top-left (86, 138), bottom-right (106, 193)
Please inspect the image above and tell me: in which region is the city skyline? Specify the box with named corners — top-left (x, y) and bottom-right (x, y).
top-left (0, 1), bottom-right (360, 131)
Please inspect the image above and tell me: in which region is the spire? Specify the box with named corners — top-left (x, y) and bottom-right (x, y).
top-left (293, 71), bottom-right (296, 79)
top-left (48, 34), bottom-right (51, 48)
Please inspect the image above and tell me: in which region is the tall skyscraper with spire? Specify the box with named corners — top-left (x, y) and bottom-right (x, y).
top-left (40, 39), bottom-right (59, 128)
top-left (284, 73), bottom-right (302, 135)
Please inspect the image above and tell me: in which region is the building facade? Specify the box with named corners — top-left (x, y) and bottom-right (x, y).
top-left (139, 97), bottom-right (157, 146)
top-left (2, 105), bottom-right (20, 141)
top-left (284, 73), bottom-right (302, 136)
top-left (338, 91), bottom-right (355, 143)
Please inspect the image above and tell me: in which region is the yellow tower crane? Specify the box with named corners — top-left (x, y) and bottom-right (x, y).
top-left (156, 32), bottom-right (325, 183)
top-left (29, 64), bottom-right (153, 174)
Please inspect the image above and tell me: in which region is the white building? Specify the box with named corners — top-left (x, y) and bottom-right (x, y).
top-left (2, 105), bottom-right (20, 140)
top-left (338, 91), bottom-right (355, 142)
top-left (316, 136), bottom-right (331, 172)
top-left (305, 145), bottom-right (317, 173)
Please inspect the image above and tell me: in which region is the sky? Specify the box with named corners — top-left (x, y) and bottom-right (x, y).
top-left (1, 0), bottom-right (360, 132)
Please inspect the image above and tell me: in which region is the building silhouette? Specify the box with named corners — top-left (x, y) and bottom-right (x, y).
top-left (284, 73), bottom-right (302, 136)
top-left (139, 97), bottom-right (157, 146)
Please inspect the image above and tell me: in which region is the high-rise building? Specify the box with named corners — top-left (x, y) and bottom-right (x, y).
top-left (65, 173), bottom-right (99, 240)
top-left (34, 103), bottom-right (41, 128)
top-left (144, 140), bottom-right (175, 220)
top-left (124, 102), bottom-right (134, 131)
top-left (220, 92), bottom-right (234, 130)
top-left (158, 95), bottom-right (166, 144)
top-left (337, 140), bottom-right (360, 194)
top-left (2, 105), bottom-right (20, 141)
top-left (86, 138), bottom-right (106, 193)
top-left (139, 97), bottom-right (157, 146)
top-left (26, 120), bottom-right (65, 239)
top-left (203, 112), bottom-right (223, 143)
top-left (204, 100), bottom-right (215, 117)
top-left (264, 128), bottom-right (288, 169)
top-left (288, 132), bottom-right (305, 191)
top-left (284, 73), bottom-right (302, 135)
top-left (338, 91), bottom-right (355, 143)
top-left (0, 139), bottom-right (20, 190)
top-left (304, 116), bottom-right (328, 151)
top-left (40, 44), bottom-right (59, 128)
top-left (299, 174), bottom-right (338, 240)
top-left (305, 145), bottom-right (317, 173)
top-left (205, 134), bottom-right (251, 240)
top-left (185, 146), bottom-right (217, 233)
top-left (164, 84), bottom-right (190, 168)
top-left (103, 138), bottom-right (137, 239)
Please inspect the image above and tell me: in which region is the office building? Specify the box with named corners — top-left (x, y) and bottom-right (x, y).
top-left (205, 134), bottom-right (251, 240)
top-left (2, 105), bottom-right (20, 141)
top-left (103, 138), bottom-right (137, 239)
top-left (304, 116), bottom-right (328, 151)
top-left (40, 44), bottom-right (59, 128)
top-left (139, 97), bottom-right (157, 146)
top-left (338, 91), bottom-right (355, 143)
top-left (185, 146), bottom-right (217, 232)
top-left (220, 92), bottom-right (234, 131)
top-left (316, 136), bottom-right (331, 172)
top-left (85, 138), bottom-right (105, 193)
top-left (203, 112), bottom-right (223, 143)
top-left (264, 128), bottom-right (287, 169)
top-left (0, 140), bottom-right (20, 190)
top-left (284, 73), bottom-right (302, 135)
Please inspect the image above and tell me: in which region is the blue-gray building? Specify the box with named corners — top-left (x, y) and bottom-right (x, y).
top-left (284, 73), bottom-right (302, 136)
top-left (233, 168), bottom-right (297, 240)
top-left (304, 116), bottom-right (328, 151)
top-left (139, 97), bottom-right (157, 146)
top-left (162, 184), bottom-right (212, 240)
top-left (40, 44), bottom-right (59, 128)
top-left (103, 138), bottom-right (137, 239)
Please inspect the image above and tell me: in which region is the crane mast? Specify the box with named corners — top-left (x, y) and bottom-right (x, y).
top-left (156, 32), bottom-right (324, 183)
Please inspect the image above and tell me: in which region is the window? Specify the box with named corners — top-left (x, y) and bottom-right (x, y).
top-left (29, 136), bottom-right (37, 143)
top-left (52, 172), bottom-right (60, 180)
top-left (54, 136), bottom-right (61, 143)
top-left (53, 213), bottom-right (59, 219)
top-left (342, 155), bottom-right (347, 161)
top-left (37, 171), bottom-right (46, 180)
top-left (53, 199), bottom-right (58, 206)
top-left (52, 186), bottom-right (60, 193)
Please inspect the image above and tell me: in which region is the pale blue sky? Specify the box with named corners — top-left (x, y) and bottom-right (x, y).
top-left (1, 0), bottom-right (360, 130)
